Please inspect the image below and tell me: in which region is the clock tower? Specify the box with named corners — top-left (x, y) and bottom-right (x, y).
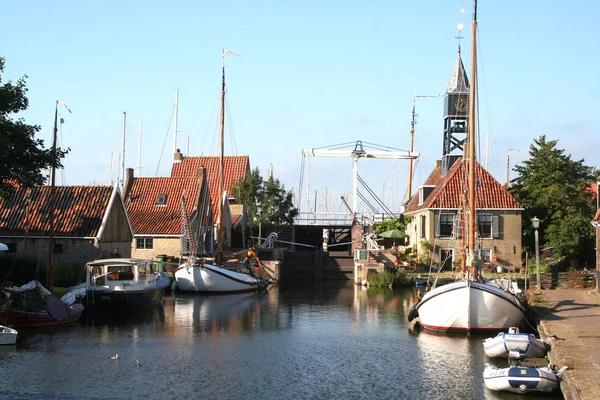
top-left (442, 47), bottom-right (470, 172)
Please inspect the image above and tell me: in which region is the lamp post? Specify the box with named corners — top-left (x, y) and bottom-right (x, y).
top-left (532, 217), bottom-right (541, 290)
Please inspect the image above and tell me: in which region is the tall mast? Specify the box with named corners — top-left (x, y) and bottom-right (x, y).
top-left (407, 100), bottom-right (416, 200)
top-left (173, 89), bottom-right (179, 155)
top-left (467, 0), bottom-right (478, 273)
top-left (138, 120), bottom-right (143, 177)
top-left (48, 101), bottom-right (59, 291)
top-left (121, 111), bottom-right (126, 193)
top-left (216, 47), bottom-right (226, 265)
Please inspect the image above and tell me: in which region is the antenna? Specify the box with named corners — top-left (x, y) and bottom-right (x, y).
top-left (506, 147), bottom-right (520, 188)
top-left (408, 93), bottom-right (440, 200)
top-left (173, 89), bottom-right (179, 156)
top-left (138, 120), bottom-right (143, 177)
top-left (121, 111), bottom-right (126, 193)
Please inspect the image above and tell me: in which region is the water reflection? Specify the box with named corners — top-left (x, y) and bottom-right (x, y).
top-left (171, 291), bottom-right (270, 336)
top-left (0, 282), bottom-right (563, 400)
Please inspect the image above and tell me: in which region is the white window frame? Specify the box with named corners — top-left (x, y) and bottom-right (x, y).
top-left (136, 238), bottom-right (154, 250)
top-left (480, 248), bottom-right (492, 262)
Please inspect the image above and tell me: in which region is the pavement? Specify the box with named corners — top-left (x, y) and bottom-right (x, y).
top-left (530, 288), bottom-right (600, 400)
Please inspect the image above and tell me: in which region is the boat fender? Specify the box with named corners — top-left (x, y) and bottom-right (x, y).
top-left (408, 304), bottom-right (419, 322)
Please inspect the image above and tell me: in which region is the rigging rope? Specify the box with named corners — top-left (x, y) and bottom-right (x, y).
top-left (154, 102), bottom-right (176, 177)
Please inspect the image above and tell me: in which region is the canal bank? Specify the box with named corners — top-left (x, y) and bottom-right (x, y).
top-left (530, 288), bottom-right (600, 400)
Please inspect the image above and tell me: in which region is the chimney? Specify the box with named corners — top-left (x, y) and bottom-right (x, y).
top-left (124, 168), bottom-right (134, 197)
top-left (174, 148), bottom-right (183, 163)
top-left (197, 166), bottom-right (206, 184)
top-left (436, 160), bottom-right (442, 168)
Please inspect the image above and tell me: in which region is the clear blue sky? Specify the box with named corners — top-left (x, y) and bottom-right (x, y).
top-left (2, 1), bottom-right (598, 214)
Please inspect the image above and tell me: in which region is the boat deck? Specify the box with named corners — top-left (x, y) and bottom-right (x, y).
top-left (531, 287), bottom-right (600, 399)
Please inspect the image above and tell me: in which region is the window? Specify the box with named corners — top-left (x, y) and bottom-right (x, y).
top-left (434, 213), bottom-right (457, 238)
top-left (480, 249), bottom-right (491, 262)
top-left (420, 215), bottom-right (426, 238)
top-left (478, 214), bottom-right (499, 239)
top-left (53, 243), bottom-right (63, 254)
top-left (138, 264), bottom-right (147, 280)
top-left (438, 214), bottom-right (454, 237)
top-left (155, 195), bottom-right (167, 206)
top-left (136, 238), bottom-right (153, 250)
top-left (418, 186), bottom-right (435, 205)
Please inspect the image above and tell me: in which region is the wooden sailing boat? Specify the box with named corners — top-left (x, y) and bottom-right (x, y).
top-left (173, 48), bottom-right (268, 293)
top-left (407, 1), bottom-right (526, 333)
top-left (0, 101), bottom-right (84, 328)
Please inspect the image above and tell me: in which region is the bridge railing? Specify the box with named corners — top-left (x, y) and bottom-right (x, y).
top-left (294, 212), bottom-right (399, 226)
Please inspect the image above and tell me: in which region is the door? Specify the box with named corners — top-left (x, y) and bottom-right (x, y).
top-left (440, 249), bottom-right (453, 271)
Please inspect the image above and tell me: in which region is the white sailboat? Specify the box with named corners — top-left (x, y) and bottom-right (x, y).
top-left (407, 1), bottom-right (526, 333)
top-left (173, 48), bottom-right (268, 293)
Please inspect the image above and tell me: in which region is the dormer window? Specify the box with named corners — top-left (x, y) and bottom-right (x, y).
top-left (418, 185), bottom-right (435, 205)
top-left (155, 195), bottom-right (167, 206)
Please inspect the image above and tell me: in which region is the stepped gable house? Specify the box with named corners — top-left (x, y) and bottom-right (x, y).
top-left (0, 185), bottom-right (133, 264)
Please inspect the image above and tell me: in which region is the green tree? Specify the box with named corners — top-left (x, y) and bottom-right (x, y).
top-left (510, 135), bottom-right (596, 264)
top-left (373, 216), bottom-right (409, 235)
top-left (231, 167), bottom-right (298, 235)
top-left (0, 57), bottom-right (69, 198)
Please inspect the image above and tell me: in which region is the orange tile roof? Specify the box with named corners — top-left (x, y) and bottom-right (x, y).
top-left (404, 157), bottom-right (522, 213)
top-left (171, 156), bottom-right (249, 223)
top-left (125, 177), bottom-right (201, 235)
top-left (0, 186), bottom-right (115, 237)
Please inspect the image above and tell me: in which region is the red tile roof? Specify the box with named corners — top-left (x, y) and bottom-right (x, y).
top-left (0, 186), bottom-right (115, 237)
top-left (125, 156), bottom-right (249, 236)
top-left (125, 177), bottom-right (201, 235)
top-left (404, 157), bottom-right (522, 213)
top-left (171, 156), bottom-right (249, 223)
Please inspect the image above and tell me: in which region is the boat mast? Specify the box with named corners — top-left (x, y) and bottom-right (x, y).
top-left (216, 47), bottom-right (226, 265)
top-left (407, 99), bottom-right (416, 200)
top-left (138, 120), bottom-right (143, 177)
top-left (467, 0), bottom-right (478, 276)
top-left (121, 111), bottom-right (126, 193)
top-left (173, 89), bottom-right (179, 155)
top-left (47, 101), bottom-right (59, 291)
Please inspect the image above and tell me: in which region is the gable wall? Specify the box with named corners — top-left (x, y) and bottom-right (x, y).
top-left (100, 196), bottom-right (132, 242)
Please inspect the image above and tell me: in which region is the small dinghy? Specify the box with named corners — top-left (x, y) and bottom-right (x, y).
top-left (0, 324), bottom-right (18, 345)
top-left (483, 350), bottom-right (567, 394)
top-left (483, 327), bottom-right (547, 359)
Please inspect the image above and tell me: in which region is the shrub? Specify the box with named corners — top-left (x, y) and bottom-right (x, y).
top-left (367, 270), bottom-right (412, 287)
top-left (526, 258), bottom-right (549, 275)
top-left (53, 262), bottom-right (84, 287)
top-left (0, 255), bottom-right (84, 288)
top-left (0, 254), bottom-right (40, 286)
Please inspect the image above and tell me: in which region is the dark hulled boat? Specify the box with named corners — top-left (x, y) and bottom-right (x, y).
top-left (67, 258), bottom-right (170, 312)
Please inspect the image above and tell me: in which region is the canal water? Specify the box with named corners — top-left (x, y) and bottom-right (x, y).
top-left (0, 282), bottom-right (563, 400)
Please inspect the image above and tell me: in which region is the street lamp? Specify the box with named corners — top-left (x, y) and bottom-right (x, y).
top-left (532, 217), bottom-right (541, 290)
